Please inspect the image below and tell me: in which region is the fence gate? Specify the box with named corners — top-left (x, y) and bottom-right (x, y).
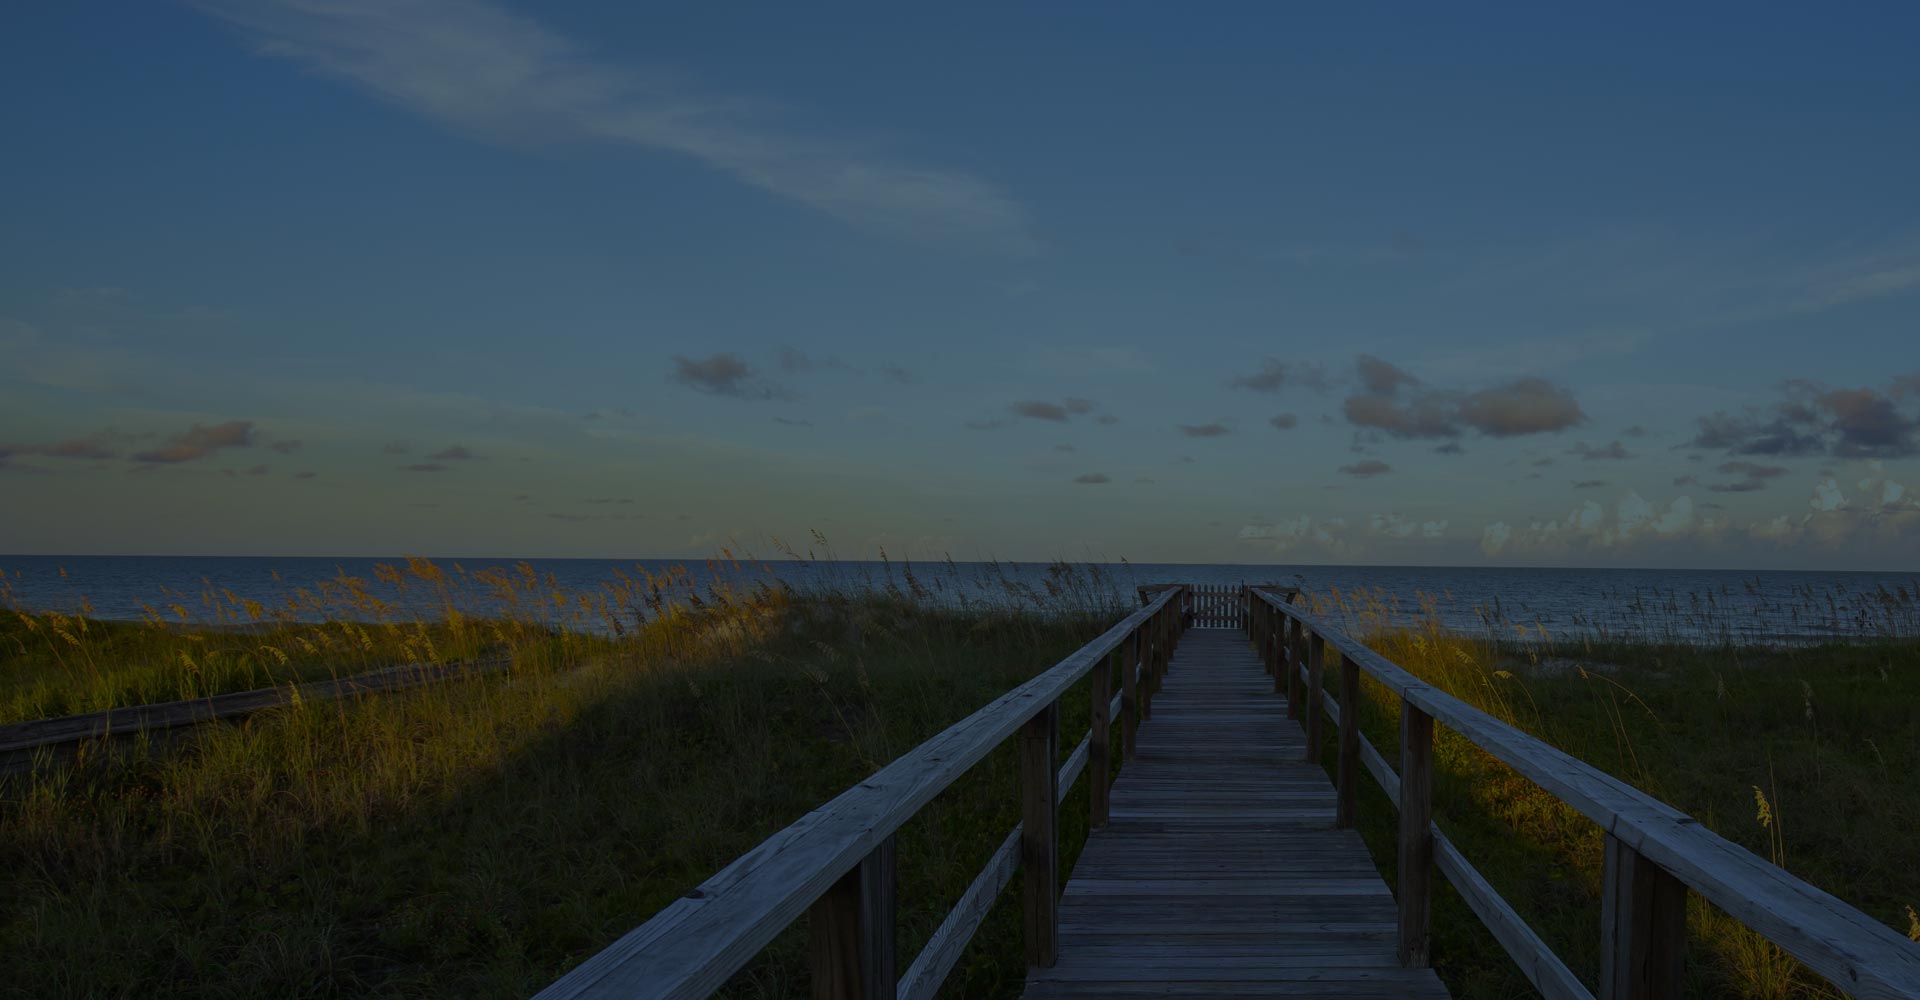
top-left (1188, 583), bottom-right (1245, 628)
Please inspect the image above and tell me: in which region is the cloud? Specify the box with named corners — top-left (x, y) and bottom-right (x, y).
top-left (1369, 513), bottom-right (1449, 539)
top-left (132, 420), bottom-right (255, 463)
top-left (1709, 461), bottom-right (1788, 493)
top-left (1073, 473), bottom-right (1110, 484)
top-left (293, 471), bottom-right (317, 480)
top-left (428, 444), bottom-right (480, 461)
top-left (1356, 355), bottom-right (1420, 395)
top-left (400, 462), bottom-right (448, 473)
top-left (193, 0), bottom-right (1029, 248)
top-left (1569, 440), bottom-right (1633, 461)
top-left (1456, 378), bottom-right (1586, 437)
top-left (1228, 358), bottom-right (1327, 394)
top-left (772, 416), bottom-right (813, 427)
top-left (1011, 401), bottom-right (1070, 422)
top-left (1239, 516), bottom-right (1350, 553)
top-left (1481, 492), bottom-right (1716, 557)
top-left (1064, 398), bottom-right (1096, 415)
top-left (1434, 442), bottom-right (1466, 456)
top-left (1343, 356), bottom-right (1584, 440)
top-left (1572, 479), bottom-right (1606, 489)
top-left (671, 353), bottom-right (788, 400)
top-left (268, 439), bottom-right (303, 454)
top-left (1688, 375), bottom-right (1920, 458)
top-left (1268, 413), bottom-right (1298, 430)
top-left (1178, 422), bottom-right (1230, 438)
top-left (1, 436), bottom-right (118, 460)
top-left (1095, 414), bottom-right (1119, 426)
top-left (243, 464), bottom-right (270, 476)
top-left (1623, 425), bottom-right (1649, 438)
top-left (1340, 459), bottom-right (1392, 478)
top-left (880, 365), bottom-right (917, 384)
top-left (964, 419), bottom-right (1007, 430)
top-left (1742, 468), bottom-right (1920, 550)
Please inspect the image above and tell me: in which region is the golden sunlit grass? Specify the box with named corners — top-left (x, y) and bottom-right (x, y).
top-left (0, 555), bottom-right (1126, 999)
top-left (1302, 585), bottom-right (1920, 999)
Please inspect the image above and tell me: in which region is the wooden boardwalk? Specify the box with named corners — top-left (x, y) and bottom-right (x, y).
top-left (542, 584), bottom-right (1920, 1000)
top-left (1022, 627), bottom-right (1449, 999)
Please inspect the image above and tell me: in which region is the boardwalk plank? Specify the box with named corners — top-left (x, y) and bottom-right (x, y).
top-left (1019, 629), bottom-right (1449, 999)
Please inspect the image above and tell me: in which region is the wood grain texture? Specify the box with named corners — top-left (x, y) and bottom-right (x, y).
top-left (1248, 587), bottom-right (1920, 999)
top-left (1090, 653), bottom-right (1112, 828)
top-left (1304, 633), bottom-right (1326, 763)
top-left (808, 836), bottom-right (895, 1000)
top-left (1019, 629), bottom-right (1448, 999)
top-left (1601, 833), bottom-right (1687, 1000)
top-left (1336, 654), bottom-right (1360, 828)
top-left (1022, 700), bottom-right (1061, 968)
top-left (1397, 703), bottom-right (1434, 968)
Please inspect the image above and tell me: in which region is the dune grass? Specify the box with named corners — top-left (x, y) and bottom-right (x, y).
top-left (1299, 586), bottom-right (1920, 999)
top-left (5, 565), bottom-right (1919, 999)
top-left (0, 559), bottom-right (1128, 999)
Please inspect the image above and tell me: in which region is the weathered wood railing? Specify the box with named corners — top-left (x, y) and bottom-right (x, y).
top-left (536, 587), bottom-right (1188, 1000)
top-left (1244, 585), bottom-right (1920, 1000)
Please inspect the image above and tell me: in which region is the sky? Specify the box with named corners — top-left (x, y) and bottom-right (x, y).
top-left (3, 2), bottom-right (1919, 569)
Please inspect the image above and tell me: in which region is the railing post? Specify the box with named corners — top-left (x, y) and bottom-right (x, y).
top-left (1397, 701), bottom-right (1434, 968)
top-left (1285, 617), bottom-right (1304, 718)
top-left (1304, 632), bottom-right (1326, 763)
top-left (1020, 699), bottom-right (1060, 968)
top-left (1336, 653), bottom-right (1360, 828)
top-left (809, 835), bottom-right (896, 1000)
top-left (1268, 605), bottom-right (1282, 692)
top-left (1601, 834), bottom-right (1687, 1000)
top-left (1122, 628), bottom-right (1140, 759)
top-left (1090, 647), bottom-right (1113, 827)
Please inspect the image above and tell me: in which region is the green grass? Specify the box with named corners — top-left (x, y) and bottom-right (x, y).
top-left (1299, 598), bottom-right (1920, 1000)
top-left (0, 572), bottom-right (1128, 999)
top-left (6, 566), bottom-right (1918, 1000)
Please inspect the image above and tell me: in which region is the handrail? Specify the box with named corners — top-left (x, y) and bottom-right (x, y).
top-left (1247, 586), bottom-right (1920, 1000)
top-left (536, 586), bottom-right (1187, 1000)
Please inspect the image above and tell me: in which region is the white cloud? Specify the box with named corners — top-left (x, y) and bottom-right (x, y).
top-left (193, 0), bottom-right (1030, 248)
top-left (1811, 477), bottom-right (1846, 512)
top-left (1482, 492), bottom-right (1718, 557)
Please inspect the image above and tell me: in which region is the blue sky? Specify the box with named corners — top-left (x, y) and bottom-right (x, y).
top-left (3, 2), bottom-right (1919, 568)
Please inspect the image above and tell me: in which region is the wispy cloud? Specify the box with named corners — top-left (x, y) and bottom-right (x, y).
top-left (132, 420), bottom-right (255, 463)
top-left (1073, 473), bottom-right (1110, 484)
top-left (1340, 459), bottom-right (1392, 478)
top-left (193, 0), bottom-right (1030, 248)
top-left (671, 353), bottom-right (789, 400)
top-left (1178, 422), bottom-right (1230, 438)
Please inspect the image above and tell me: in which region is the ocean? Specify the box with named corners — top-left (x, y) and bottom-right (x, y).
top-left (2, 555), bottom-right (1916, 644)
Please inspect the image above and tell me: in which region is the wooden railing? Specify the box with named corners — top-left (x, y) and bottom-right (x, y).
top-left (535, 587), bottom-right (1189, 1000)
top-left (1243, 585), bottom-right (1920, 1000)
